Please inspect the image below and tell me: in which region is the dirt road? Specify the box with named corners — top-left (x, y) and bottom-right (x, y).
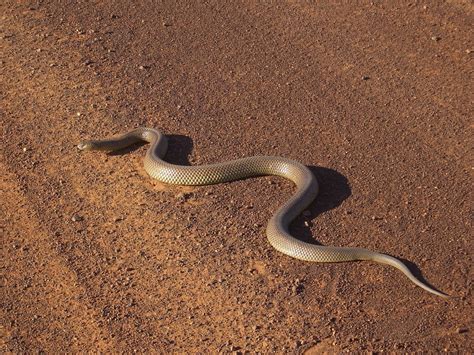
top-left (1, 1), bottom-right (472, 352)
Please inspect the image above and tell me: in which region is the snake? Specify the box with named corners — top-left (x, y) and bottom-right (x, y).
top-left (78, 127), bottom-right (447, 298)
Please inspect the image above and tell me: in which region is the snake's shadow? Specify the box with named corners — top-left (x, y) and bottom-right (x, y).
top-left (292, 165), bottom-right (351, 246)
top-left (107, 134), bottom-right (194, 166)
top-left (108, 134), bottom-right (436, 291)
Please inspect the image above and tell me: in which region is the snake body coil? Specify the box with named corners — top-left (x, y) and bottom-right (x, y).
top-left (78, 127), bottom-right (447, 298)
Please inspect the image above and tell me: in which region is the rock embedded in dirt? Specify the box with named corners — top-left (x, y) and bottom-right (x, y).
top-left (71, 214), bottom-right (83, 222)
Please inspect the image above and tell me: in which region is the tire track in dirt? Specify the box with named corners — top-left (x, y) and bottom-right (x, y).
top-left (0, 162), bottom-right (114, 352)
top-left (283, 1), bottom-right (473, 168)
top-left (0, 4), bottom-right (186, 351)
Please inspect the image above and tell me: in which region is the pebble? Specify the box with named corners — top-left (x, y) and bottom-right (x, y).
top-left (176, 192), bottom-right (193, 201)
top-left (362, 76), bottom-right (370, 80)
top-left (292, 279), bottom-right (304, 295)
top-left (466, 49), bottom-right (472, 54)
top-left (456, 327), bottom-right (468, 334)
top-left (431, 36), bottom-right (441, 41)
top-left (71, 214), bottom-right (83, 222)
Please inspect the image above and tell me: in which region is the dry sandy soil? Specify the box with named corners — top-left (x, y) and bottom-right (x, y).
top-left (1, 0), bottom-right (473, 353)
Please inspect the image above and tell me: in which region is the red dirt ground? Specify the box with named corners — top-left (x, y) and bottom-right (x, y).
top-left (1, 1), bottom-right (473, 353)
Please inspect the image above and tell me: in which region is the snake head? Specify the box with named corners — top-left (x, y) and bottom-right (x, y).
top-left (77, 141), bottom-right (94, 151)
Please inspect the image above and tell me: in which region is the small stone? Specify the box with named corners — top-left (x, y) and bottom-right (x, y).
top-left (114, 216), bottom-right (124, 222)
top-left (362, 76), bottom-right (370, 80)
top-left (138, 65), bottom-right (145, 70)
top-left (456, 327), bottom-right (468, 334)
top-left (71, 214), bottom-right (83, 222)
top-left (76, 112), bottom-right (81, 116)
top-left (431, 36), bottom-right (441, 41)
top-left (466, 49), bottom-right (472, 54)
top-left (176, 192), bottom-right (193, 201)
top-left (292, 279), bottom-right (304, 295)
top-left (22, 147), bottom-right (27, 152)
top-left (162, 22), bottom-right (171, 27)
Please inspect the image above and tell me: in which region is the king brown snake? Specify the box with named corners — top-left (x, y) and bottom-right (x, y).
top-left (78, 127), bottom-right (447, 298)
